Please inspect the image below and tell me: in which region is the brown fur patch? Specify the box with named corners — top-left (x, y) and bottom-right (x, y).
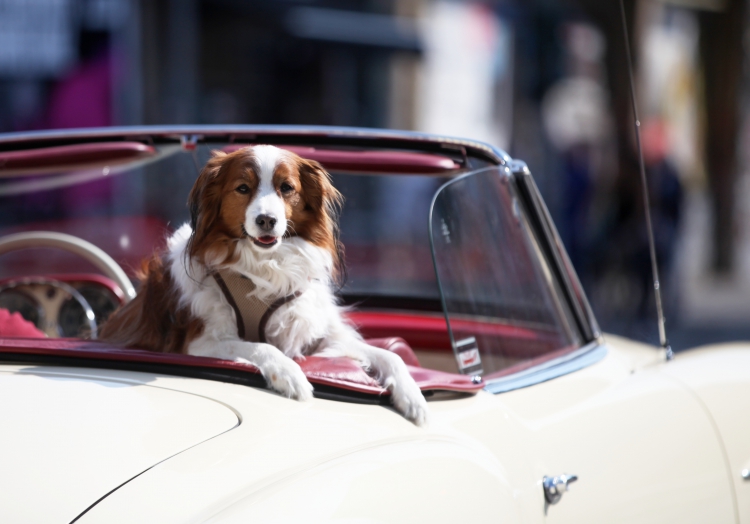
top-left (98, 254), bottom-right (204, 353)
top-left (284, 156), bottom-right (344, 281)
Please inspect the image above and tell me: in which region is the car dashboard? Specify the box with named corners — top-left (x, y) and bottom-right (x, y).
top-left (0, 274), bottom-right (124, 338)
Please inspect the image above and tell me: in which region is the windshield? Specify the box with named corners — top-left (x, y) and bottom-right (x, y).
top-left (0, 144), bottom-right (447, 302)
top-left (430, 167), bottom-right (581, 380)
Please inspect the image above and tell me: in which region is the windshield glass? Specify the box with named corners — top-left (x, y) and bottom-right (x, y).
top-left (0, 144), bottom-right (447, 302)
top-left (430, 167), bottom-right (581, 380)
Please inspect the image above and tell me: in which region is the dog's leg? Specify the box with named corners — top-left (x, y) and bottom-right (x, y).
top-left (189, 338), bottom-right (314, 401)
top-left (321, 338), bottom-right (428, 426)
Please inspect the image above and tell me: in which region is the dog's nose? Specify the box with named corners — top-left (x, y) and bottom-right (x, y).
top-left (255, 214), bottom-right (277, 232)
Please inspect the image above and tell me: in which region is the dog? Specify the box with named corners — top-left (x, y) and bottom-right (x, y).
top-left (100, 145), bottom-right (428, 425)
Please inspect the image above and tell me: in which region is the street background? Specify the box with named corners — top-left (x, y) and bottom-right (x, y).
top-left (0, 0), bottom-right (748, 349)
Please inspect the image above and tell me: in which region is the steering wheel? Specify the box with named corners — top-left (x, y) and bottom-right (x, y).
top-left (0, 232), bottom-right (136, 338)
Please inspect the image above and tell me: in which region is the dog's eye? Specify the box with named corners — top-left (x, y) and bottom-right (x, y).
top-left (235, 184), bottom-right (250, 194)
top-left (280, 182), bottom-right (294, 194)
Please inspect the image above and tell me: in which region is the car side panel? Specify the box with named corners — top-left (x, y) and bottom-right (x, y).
top-left (205, 439), bottom-right (522, 523)
top-left (0, 366), bottom-right (239, 524)
top-left (664, 344), bottom-right (750, 524)
top-left (499, 339), bottom-right (736, 523)
top-left (76, 378), bottom-right (541, 524)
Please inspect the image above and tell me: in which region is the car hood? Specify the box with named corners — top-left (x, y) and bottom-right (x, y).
top-left (0, 368), bottom-right (239, 524)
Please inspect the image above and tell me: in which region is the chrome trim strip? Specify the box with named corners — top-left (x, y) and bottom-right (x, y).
top-left (484, 341), bottom-right (606, 395)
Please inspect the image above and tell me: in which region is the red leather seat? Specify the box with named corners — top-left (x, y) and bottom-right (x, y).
top-left (365, 337), bottom-right (420, 367)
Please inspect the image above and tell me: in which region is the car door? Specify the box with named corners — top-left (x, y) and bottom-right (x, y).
top-left (499, 339), bottom-right (736, 523)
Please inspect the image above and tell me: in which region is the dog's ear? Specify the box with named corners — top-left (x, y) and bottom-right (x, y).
top-left (186, 150), bottom-right (227, 262)
top-left (189, 200), bottom-right (199, 232)
top-left (297, 158), bottom-right (345, 282)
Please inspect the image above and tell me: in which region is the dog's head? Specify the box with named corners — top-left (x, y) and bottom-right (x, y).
top-left (186, 145), bottom-right (343, 276)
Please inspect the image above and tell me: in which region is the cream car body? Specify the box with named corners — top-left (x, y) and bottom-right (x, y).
top-left (0, 127), bottom-right (747, 523)
top-left (2, 338), bottom-right (748, 523)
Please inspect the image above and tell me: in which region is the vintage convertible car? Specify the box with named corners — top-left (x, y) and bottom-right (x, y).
top-left (0, 126), bottom-right (747, 523)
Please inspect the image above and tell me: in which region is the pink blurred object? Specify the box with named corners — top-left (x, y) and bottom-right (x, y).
top-left (0, 309), bottom-right (45, 338)
top-left (47, 52), bottom-right (112, 129)
top-left (642, 119), bottom-right (670, 165)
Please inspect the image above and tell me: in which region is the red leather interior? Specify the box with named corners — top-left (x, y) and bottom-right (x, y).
top-left (222, 145), bottom-right (460, 174)
top-left (347, 311), bottom-right (566, 359)
top-left (0, 337), bottom-right (484, 395)
top-left (0, 142), bottom-right (156, 176)
top-left (365, 337), bottom-right (421, 367)
top-left (346, 312), bottom-right (452, 350)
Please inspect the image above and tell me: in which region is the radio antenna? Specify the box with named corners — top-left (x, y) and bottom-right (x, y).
top-left (618, 0), bottom-right (673, 360)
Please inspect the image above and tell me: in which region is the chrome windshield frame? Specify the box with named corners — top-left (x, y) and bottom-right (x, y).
top-left (510, 160), bottom-right (601, 342)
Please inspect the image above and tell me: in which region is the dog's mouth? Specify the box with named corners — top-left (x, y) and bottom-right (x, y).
top-left (241, 225), bottom-right (278, 248)
top-left (252, 235), bottom-right (278, 248)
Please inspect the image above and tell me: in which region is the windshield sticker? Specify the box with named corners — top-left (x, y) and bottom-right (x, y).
top-left (455, 336), bottom-right (483, 375)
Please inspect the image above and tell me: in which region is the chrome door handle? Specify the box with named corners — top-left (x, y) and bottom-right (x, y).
top-left (543, 474), bottom-right (578, 505)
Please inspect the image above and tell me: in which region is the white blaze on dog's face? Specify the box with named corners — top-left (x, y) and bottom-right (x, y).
top-left (244, 145), bottom-right (292, 251)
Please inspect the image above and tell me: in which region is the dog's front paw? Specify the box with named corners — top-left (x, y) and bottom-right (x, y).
top-left (390, 378), bottom-right (429, 427)
top-left (264, 355), bottom-right (314, 401)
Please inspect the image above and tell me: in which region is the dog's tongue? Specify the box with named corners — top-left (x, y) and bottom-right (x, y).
top-left (257, 236), bottom-right (276, 244)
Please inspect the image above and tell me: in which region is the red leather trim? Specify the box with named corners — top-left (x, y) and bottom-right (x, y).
top-left (298, 356), bottom-right (383, 393)
top-left (222, 145), bottom-right (460, 174)
top-left (0, 142), bottom-right (156, 175)
top-left (0, 274), bottom-right (126, 304)
top-left (366, 337), bottom-right (421, 367)
top-left (0, 337), bottom-right (484, 395)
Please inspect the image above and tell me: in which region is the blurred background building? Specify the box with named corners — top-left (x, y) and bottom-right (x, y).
top-left (0, 0), bottom-right (748, 349)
